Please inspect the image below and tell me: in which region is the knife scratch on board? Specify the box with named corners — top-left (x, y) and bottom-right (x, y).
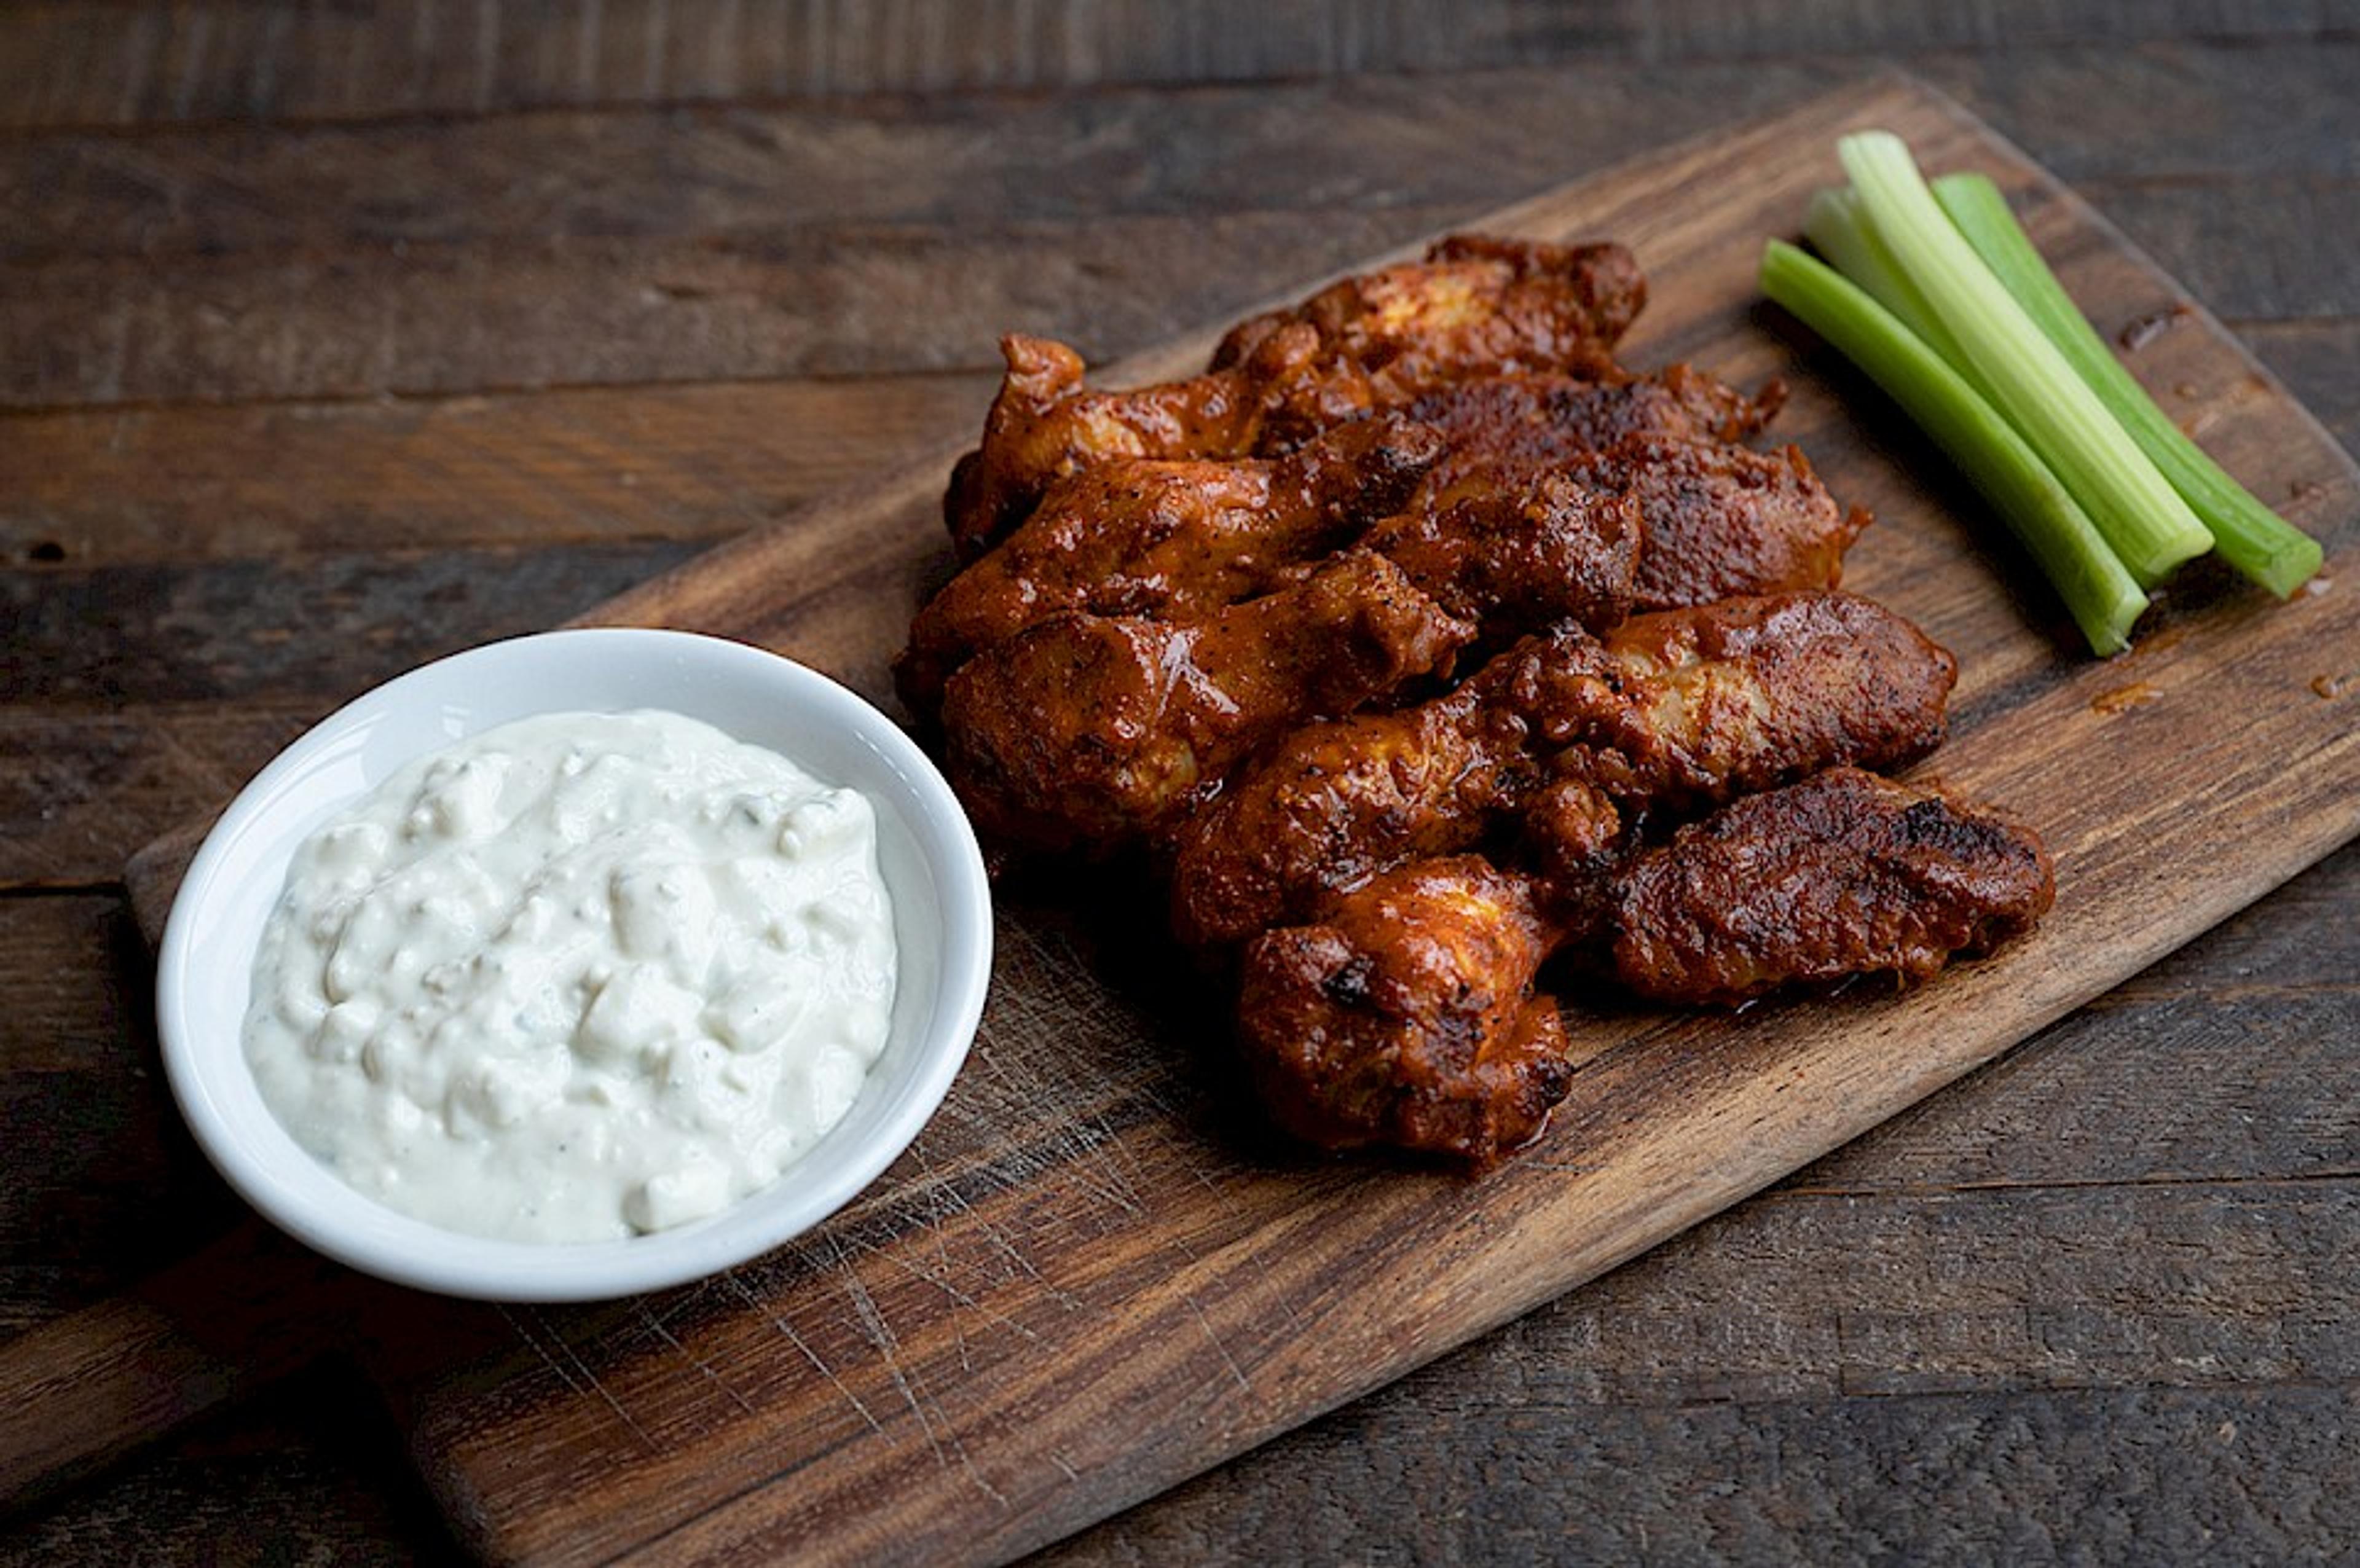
top-left (849, 1229), bottom-right (1042, 1344)
top-left (1048, 1113), bottom-right (1149, 1218)
top-left (833, 1242), bottom-right (1014, 1508)
top-left (832, 1249), bottom-right (950, 1464)
top-left (721, 1272), bottom-right (891, 1441)
top-left (911, 1143), bottom-right (981, 1373)
top-left (496, 1303), bottom-right (658, 1452)
top-left (1081, 1108), bottom-right (1152, 1215)
top-left (1185, 1292), bottom-right (1257, 1399)
top-left (630, 1299), bottom-right (756, 1415)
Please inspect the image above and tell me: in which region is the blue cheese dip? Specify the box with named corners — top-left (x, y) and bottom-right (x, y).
top-left (242, 710), bottom-right (897, 1244)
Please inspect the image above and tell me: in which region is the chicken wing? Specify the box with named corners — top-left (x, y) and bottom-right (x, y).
top-left (1402, 377), bottom-right (1862, 611)
top-left (1343, 460), bottom-right (1642, 643)
top-left (899, 415), bottom-right (1444, 711)
top-left (1244, 769), bottom-right (2052, 1161)
top-left (1611, 766), bottom-right (2055, 1005)
top-left (944, 328), bottom-right (1313, 561)
top-left (1237, 855), bottom-right (1570, 1162)
top-left (1579, 436), bottom-right (1871, 611)
top-left (940, 551), bottom-right (1473, 855)
top-left (946, 235), bottom-right (1646, 555)
top-left (1211, 235), bottom-right (1645, 430)
top-left (1403, 364), bottom-right (1786, 475)
top-left (1168, 591), bottom-right (1957, 947)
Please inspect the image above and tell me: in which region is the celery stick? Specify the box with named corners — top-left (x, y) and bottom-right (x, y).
top-left (1933, 171), bottom-right (2324, 598)
top-left (1803, 186), bottom-right (1957, 360)
top-left (1761, 240), bottom-right (2147, 656)
top-left (1839, 131), bottom-right (2212, 588)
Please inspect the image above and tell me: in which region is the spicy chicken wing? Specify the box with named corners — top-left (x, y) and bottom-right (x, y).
top-left (944, 328), bottom-right (1316, 560)
top-left (946, 237), bottom-right (1646, 555)
top-left (1350, 460), bottom-right (1642, 641)
top-left (1404, 364), bottom-right (1786, 475)
top-left (1238, 855), bottom-right (1570, 1162)
top-left (900, 415), bottom-right (1444, 711)
top-left (1168, 591), bottom-right (1957, 947)
top-left (940, 551), bottom-right (1472, 855)
top-left (1579, 436), bottom-right (1870, 611)
top-left (1611, 767), bottom-right (2056, 1005)
top-left (1557, 587), bottom-right (1955, 807)
top-left (1211, 235), bottom-right (1644, 429)
top-left (1248, 767), bottom-right (2054, 1162)
top-left (918, 232), bottom-right (2058, 1170)
top-left (1404, 387), bottom-right (1864, 611)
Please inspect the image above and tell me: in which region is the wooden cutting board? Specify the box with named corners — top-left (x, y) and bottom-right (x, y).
top-left (100, 73), bottom-right (2360, 1566)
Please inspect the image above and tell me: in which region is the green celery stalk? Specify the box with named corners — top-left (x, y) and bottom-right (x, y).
top-left (1761, 240), bottom-right (2147, 656)
top-left (1803, 186), bottom-right (1958, 361)
top-left (1932, 171), bottom-right (2324, 598)
top-left (1839, 131), bottom-right (2211, 588)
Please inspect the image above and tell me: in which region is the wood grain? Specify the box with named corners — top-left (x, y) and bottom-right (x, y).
top-left (0, 1220), bottom-right (362, 1511)
top-left (12, 43), bottom-right (2355, 411)
top-left (82, 72), bottom-right (2357, 1566)
top-left (0, 1), bottom-right (2335, 130)
top-left (0, 375), bottom-right (997, 566)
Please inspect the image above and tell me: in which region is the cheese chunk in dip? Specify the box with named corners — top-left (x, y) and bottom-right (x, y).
top-left (242, 710), bottom-right (897, 1244)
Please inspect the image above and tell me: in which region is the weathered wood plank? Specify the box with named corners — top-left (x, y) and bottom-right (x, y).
top-left (1048, 1377), bottom-right (2360, 1565)
top-left (0, 536), bottom-right (707, 888)
top-left (2079, 176), bottom-right (2360, 327)
top-left (0, 208), bottom-right (1476, 407)
top-left (0, 705), bottom-right (321, 891)
top-left (7, 45), bottom-right (2355, 408)
top-left (5, 542), bottom-right (698, 707)
top-left (0, 1364), bottom-right (459, 1568)
top-left (9, 177), bottom-right (2295, 411)
top-left (0, 896), bottom-right (243, 1335)
top-left (14, 47), bottom-right (2354, 272)
top-left (0, 1), bottom-right (2339, 130)
top-left (0, 374), bottom-right (996, 566)
top-left (1912, 44), bottom-right (2360, 181)
top-left (2226, 321), bottom-right (2360, 453)
top-left (6, 69), bottom-right (1809, 262)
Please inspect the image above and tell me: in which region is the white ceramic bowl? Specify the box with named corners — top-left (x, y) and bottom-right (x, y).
top-left (157, 629), bottom-right (991, 1302)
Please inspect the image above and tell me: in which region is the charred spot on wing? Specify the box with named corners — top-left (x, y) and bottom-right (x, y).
top-left (1321, 954), bottom-right (1376, 1007)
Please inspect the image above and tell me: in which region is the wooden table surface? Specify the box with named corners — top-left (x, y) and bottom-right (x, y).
top-left (5, 5), bottom-right (2356, 1562)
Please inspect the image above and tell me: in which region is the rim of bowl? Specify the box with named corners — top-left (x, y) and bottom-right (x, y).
top-left (155, 628), bottom-right (992, 1301)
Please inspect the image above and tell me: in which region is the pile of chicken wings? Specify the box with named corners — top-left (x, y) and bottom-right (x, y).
top-left (900, 235), bottom-right (2055, 1164)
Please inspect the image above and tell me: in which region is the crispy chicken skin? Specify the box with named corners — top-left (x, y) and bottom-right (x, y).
top-left (1554, 587), bottom-right (1956, 809)
top-left (1404, 364), bottom-right (1787, 476)
top-left (900, 416), bottom-right (1444, 711)
top-left (1401, 380), bottom-right (1864, 611)
top-left (1345, 460), bottom-right (1642, 641)
top-left (946, 237), bottom-right (1645, 556)
top-left (1211, 235), bottom-right (1643, 429)
top-left (1579, 436), bottom-right (1871, 611)
top-left (940, 551), bottom-right (1473, 855)
top-left (1170, 591), bottom-right (1957, 947)
top-left (945, 329), bottom-right (1312, 561)
top-left (1611, 767), bottom-right (2056, 1006)
top-left (1238, 855), bottom-right (1571, 1162)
